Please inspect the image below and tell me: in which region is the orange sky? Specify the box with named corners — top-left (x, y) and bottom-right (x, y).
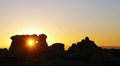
top-left (0, 0), bottom-right (120, 50)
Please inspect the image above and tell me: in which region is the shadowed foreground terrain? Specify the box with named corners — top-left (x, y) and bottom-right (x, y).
top-left (0, 34), bottom-right (120, 66)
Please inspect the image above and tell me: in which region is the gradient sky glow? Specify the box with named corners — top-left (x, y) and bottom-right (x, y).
top-left (0, 0), bottom-right (120, 50)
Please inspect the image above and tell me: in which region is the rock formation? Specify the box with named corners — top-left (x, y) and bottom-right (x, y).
top-left (68, 43), bottom-right (77, 52)
top-left (68, 37), bottom-right (120, 65)
top-left (9, 34), bottom-right (48, 57)
top-left (49, 43), bottom-right (64, 51)
top-left (5, 35), bottom-right (120, 66)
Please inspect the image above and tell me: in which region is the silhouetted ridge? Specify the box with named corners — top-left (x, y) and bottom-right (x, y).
top-left (0, 35), bottom-right (119, 66)
top-left (67, 37), bottom-right (120, 65)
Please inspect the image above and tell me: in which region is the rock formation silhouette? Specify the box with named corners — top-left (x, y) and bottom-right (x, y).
top-left (9, 34), bottom-right (48, 57)
top-left (67, 37), bottom-right (120, 66)
top-left (0, 34), bottom-right (120, 66)
top-left (49, 43), bottom-right (64, 51)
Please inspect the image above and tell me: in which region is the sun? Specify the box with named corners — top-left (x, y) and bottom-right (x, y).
top-left (29, 40), bottom-right (33, 45)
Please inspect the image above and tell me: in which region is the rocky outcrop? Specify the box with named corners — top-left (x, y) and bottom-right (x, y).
top-left (6, 35), bottom-right (120, 66)
top-left (9, 34), bottom-right (48, 57)
top-left (68, 37), bottom-right (99, 57)
top-left (68, 37), bottom-right (120, 65)
top-left (45, 43), bottom-right (65, 58)
top-left (49, 43), bottom-right (64, 51)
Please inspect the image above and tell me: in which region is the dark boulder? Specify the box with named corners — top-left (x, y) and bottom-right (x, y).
top-left (49, 43), bottom-right (64, 51)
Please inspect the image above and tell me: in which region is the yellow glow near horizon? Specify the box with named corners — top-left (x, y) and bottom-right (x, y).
top-left (19, 28), bottom-right (43, 35)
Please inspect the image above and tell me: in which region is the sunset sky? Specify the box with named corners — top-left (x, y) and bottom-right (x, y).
top-left (0, 0), bottom-right (120, 50)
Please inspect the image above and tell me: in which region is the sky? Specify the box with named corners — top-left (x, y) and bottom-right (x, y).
top-left (0, 0), bottom-right (120, 50)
